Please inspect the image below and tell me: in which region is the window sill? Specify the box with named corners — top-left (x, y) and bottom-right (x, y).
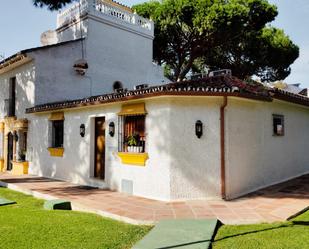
top-left (118, 152), bottom-right (148, 166)
top-left (48, 147), bottom-right (64, 157)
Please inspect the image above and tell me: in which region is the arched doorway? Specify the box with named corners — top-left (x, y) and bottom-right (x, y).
top-left (7, 132), bottom-right (13, 171)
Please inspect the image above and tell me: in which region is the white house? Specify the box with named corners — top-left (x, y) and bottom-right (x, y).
top-left (0, 0), bottom-right (166, 177)
top-left (1, 0), bottom-right (309, 201)
top-left (24, 76), bottom-right (309, 201)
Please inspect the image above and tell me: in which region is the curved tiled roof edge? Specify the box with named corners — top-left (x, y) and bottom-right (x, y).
top-left (26, 76), bottom-right (309, 114)
top-left (271, 88), bottom-right (309, 107)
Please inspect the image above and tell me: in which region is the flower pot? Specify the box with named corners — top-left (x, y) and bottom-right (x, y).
top-left (128, 146), bottom-right (134, 153)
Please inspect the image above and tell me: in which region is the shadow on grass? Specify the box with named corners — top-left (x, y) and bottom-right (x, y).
top-left (292, 221), bottom-right (309, 226)
top-left (214, 223), bottom-right (293, 243)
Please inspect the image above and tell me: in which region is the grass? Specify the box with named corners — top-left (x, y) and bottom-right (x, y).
top-left (213, 209), bottom-right (309, 249)
top-left (0, 187), bottom-right (151, 249)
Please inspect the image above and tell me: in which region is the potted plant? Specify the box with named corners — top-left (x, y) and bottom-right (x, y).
top-left (134, 134), bottom-right (142, 153)
top-left (127, 135), bottom-right (137, 153)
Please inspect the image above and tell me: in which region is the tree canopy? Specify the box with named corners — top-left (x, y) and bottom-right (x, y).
top-left (33, 0), bottom-right (299, 82)
top-left (133, 0), bottom-right (299, 82)
top-left (32, 0), bottom-right (75, 11)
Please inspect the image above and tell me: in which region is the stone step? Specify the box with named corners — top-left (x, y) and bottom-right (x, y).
top-left (133, 219), bottom-right (221, 249)
top-left (44, 199), bottom-right (72, 210)
top-left (0, 197), bottom-right (16, 206)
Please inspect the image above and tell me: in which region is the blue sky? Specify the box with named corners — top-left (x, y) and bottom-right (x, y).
top-left (0, 0), bottom-right (308, 86)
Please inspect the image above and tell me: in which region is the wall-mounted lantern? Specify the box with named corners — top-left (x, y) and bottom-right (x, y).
top-left (80, 124), bottom-right (85, 138)
top-left (109, 122), bottom-right (115, 137)
top-left (195, 120), bottom-right (203, 139)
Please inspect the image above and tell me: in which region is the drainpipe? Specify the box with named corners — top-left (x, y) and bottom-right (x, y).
top-left (220, 96), bottom-right (227, 200)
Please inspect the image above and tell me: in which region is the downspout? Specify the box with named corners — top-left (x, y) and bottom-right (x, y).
top-left (220, 96), bottom-right (227, 200)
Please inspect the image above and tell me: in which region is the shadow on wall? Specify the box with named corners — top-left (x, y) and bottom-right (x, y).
top-left (29, 99), bottom-right (221, 199)
top-left (30, 112), bottom-right (91, 186)
top-left (27, 99), bottom-right (309, 201)
top-left (17, 64), bottom-right (36, 115)
top-left (56, 17), bottom-right (87, 44)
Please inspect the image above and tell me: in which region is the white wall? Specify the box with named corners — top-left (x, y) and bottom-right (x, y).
top-left (168, 97), bottom-right (222, 200)
top-left (27, 95), bottom-right (309, 201)
top-left (0, 61), bottom-right (35, 120)
top-left (31, 12), bottom-right (167, 105)
top-left (225, 97), bottom-right (309, 199)
top-left (28, 98), bottom-right (172, 201)
top-left (28, 96), bottom-right (224, 201)
top-left (30, 42), bottom-right (93, 105)
top-left (85, 15), bottom-right (167, 93)
top-left (1, 0), bottom-right (167, 109)
top-left (55, 2), bottom-right (167, 96)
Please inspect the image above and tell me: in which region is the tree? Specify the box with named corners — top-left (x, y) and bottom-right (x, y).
top-left (133, 0), bottom-right (299, 82)
top-left (33, 0), bottom-right (76, 11)
top-left (203, 26), bottom-right (299, 82)
top-left (33, 0), bottom-right (299, 82)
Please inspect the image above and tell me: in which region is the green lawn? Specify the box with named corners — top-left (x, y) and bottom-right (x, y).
top-left (213, 209), bottom-right (309, 249)
top-left (0, 187), bottom-right (151, 249)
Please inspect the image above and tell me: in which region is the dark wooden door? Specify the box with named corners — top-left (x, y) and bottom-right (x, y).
top-left (94, 117), bottom-right (106, 179)
top-left (7, 132), bottom-right (13, 170)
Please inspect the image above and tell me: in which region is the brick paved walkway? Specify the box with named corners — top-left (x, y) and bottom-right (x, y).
top-left (0, 173), bottom-right (308, 225)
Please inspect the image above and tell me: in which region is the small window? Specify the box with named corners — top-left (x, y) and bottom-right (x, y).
top-left (273, 114), bottom-right (284, 136)
top-left (51, 120), bottom-right (64, 147)
top-left (118, 115), bottom-right (146, 153)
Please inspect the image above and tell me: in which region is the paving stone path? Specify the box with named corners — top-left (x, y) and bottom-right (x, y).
top-left (0, 173), bottom-right (308, 225)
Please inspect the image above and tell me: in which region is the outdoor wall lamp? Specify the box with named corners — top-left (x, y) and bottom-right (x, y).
top-left (109, 122), bottom-right (115, 137)
top-left (195, 120), bottom-right (203, 139)
top-left (80, 124), bottom-right (85, 138)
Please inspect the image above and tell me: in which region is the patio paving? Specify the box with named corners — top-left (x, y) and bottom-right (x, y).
top-left (0, 173), bottom-right (308, 225)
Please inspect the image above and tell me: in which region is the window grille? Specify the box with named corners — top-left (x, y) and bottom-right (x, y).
top-left (118, 115), bottom-right (146, 153)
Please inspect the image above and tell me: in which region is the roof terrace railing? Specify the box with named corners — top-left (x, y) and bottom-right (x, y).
top-left (57, 0), bottom-right (153, 31)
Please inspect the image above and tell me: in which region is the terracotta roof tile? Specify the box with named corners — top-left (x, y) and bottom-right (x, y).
top-left (25, 75), bottom-right (309, 114)
top-left (25, 76), bottom-right (267, 113)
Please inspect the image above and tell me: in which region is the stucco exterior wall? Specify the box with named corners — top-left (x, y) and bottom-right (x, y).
top-left (27, 95), bottom-right (309, 201)
top-left (27, 97), bottom-right (224, 201)
top-left (30, 42), bottom-right (93, 105)
top-left (225, 97), bottom-right (309, 199)
top-left (168, 97), bottom-right (222, 200)
top-left (28, 99), bottom-right (172, 201)
top-left (84, 15), bottom-right (167, 93)
top-left (32, 15), bottom-right (167, 105)
top-left (0, 61), bottom-right (35, 120)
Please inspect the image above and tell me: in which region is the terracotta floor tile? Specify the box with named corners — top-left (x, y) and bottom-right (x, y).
top-left (155, 214), bottom-right (176, 221)
top-left (0, 173), bottom-right (308, 225)
top-left (195, 214), bottom-right (217, 219)
top-left (154, 210), bottom-right (175, 216)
